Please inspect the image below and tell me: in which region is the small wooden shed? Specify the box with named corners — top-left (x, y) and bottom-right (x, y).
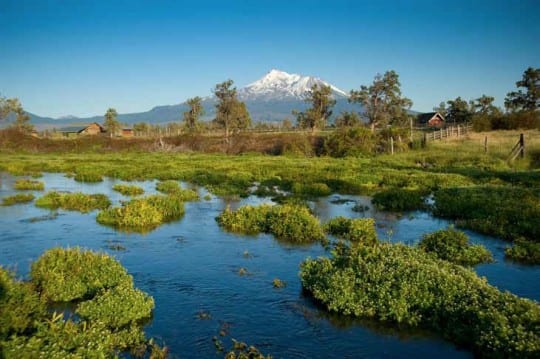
top-left (121, 128), bottom-right (134, 137)
top-left (417, 112), bottom-right (445, 128)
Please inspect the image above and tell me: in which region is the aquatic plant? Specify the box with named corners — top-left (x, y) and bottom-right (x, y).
top-left (272, 278), bottom-right (286, 288)
top-left (30, 247), bottom-right (132, 302)
top-left (372, 188), bottom-right (427, 211)
top-left (418, 227), bottom-right (493, 265)
top-left (156, 180), bottom-right (200, 201)
top-left (324, 217), bottom-right (377, 245)
top-left (505, 239), bottom-right (540, 264)
top-left (217, 204), bottom-right (325, 243)
top-left (292, 182), bottom-right (331, 197)
top-left (73, 170), bottom-right (103, 182)
top-left (300, 242), bottom-right (540, 357)
top-left (76, 282), bottom-right (154, 328)
top-left (97, 194), bottom-right (185, 232)
top-left (13, 179), bottom-right (44, 191)
top-left (433, 186), bottom-right (540, 242)
top-left (112, 183), bottom-right (144, 196)
top-left (35, 191), bottom-right (111, 213)
top-left (1, 193), bottom-right (34, 206)
top-left (225, 339), bottom-right (273, 359)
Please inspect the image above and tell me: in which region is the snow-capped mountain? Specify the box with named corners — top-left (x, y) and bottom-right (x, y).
top-left (238, 69), bottom-right (347, 101)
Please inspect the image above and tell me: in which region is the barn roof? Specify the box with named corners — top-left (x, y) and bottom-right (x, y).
top-left (417, 112), bottom-right (445, 124)
top-left (57, 122), bottom-right (104, 133)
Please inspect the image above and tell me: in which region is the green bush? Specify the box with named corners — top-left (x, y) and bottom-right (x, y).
top-left (13, 179), bottom-right (44, 191)
top-left (505, 239), bottom-right (540, 264)
top-left (324, 217), bottom-right (377, 244)
top-left (418, 227), bottom-right (493, 265)
top-left (217, 204), bottom-right (325, 243)
top-left (0, 267), bottom-right (46, 340)
top-left (156, 180), bottom-right (199, 200)
top-left (97, 195), bottom-right (185, 232)
top-left (1, 193), bottom-right (34, 206)
top-left (300, 242), bottom-right (540, 357)
top-left (433, 186), bottom-right (540, 242)
top-left (77, 282), bottom-right (154, 328)
top-left (30, 247), bottom-right (132, 302)
top-left (324, 126), bottom-right (377, 157)
top-left (73, 170), bottom-right (103, 183)
top-left (292, 182), bottom-right (332, 197)
top-left (35, 191), bottom-right (111, 213)
top-left (372, 188), bottom-right (427, 211)
top-left (112, 183), bottom-right (144, 196)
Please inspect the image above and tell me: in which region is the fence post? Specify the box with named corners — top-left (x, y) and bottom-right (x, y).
top-left (423, 132), bottom-right (427, 147)
top-left (484, 136), bottom-right (488, 153)
top-left (409, 118), bottom-right (413, 143)
top-left (440, 128), bottom-right (443, 140)
top-left (390, 137), bottom-right (394, 155)
top-left (457, 125), bottom-right (460, 138)
top-left (520, 133), bottom-right (525, 158)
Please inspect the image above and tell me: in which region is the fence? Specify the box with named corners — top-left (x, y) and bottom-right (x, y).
top-left (422, 124), bottom-right (473, 142)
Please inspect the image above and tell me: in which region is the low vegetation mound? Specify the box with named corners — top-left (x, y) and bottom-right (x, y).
top-left (418, 227), bottom-right (493, 265)
top-left (505, 239), bottom-right (540, 265)
top-left (35, 191), bottom-right (111, 213)
top-left (372, 188), bottom-right (427, 211)
top-left (112, 183), bottom-right (144, 196)
top-left (30, 247), bottom-right (132, 302)
top-left (433, 186), bottom-right (540, 242)
top-left (324, 217), bottom-right (377, 245)
top-left (156, 180), bottom-right (199, 200)
top-left (97, 194), bottom-right (185, 232)
top-left (217, 204), bottom-right (325, 243)
top-left (13, 179), bottom-right (44, 191)
top-left (300, 242), bottom-right (540, 358)
top-left (2, 248), bottom-right (159, 358)
top-left (1, 193), bottom-right (34, 206)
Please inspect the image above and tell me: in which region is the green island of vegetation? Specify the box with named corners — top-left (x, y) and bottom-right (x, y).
top-left (300, 240), bottom-right (540, 358)
top-left (324, 216), bottom-right (377, 244)
top-left (113, 183), bottom-right (145, 196)
top-left (217, 203), bottom-right (325, 244)
top-left (155, 180), bottom-right (200, 200)
top-left (13, 178), bottom-right (44, 191)
top-left (1, 247), bottom-right (164, 358)
top-left (35, 191), bottom-right (111, 213)
top-left (96, 194), bottom-right (185, 232)
top-left (1, 193), bottom-right (35, 206)
top-left (418, 227), bottom-right (493, 266)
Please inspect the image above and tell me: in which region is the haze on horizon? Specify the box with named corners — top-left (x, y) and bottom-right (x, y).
top-left (1, 0), bottom-right (538, 118)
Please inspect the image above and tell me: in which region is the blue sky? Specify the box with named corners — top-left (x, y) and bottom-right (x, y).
top-left (1, 0), bottom-right (538, 118)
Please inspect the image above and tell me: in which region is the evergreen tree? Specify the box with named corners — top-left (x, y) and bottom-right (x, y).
top-left (505, 67), bottom-right (539, 112)
top-left (104, 108), bottom-right (120, 138)
top-left (294, 83), bottom-right (336, 132)
top-left (183, 96), bottom-right (204, 132)
top-left (213, 80), bottom-right (251, 139)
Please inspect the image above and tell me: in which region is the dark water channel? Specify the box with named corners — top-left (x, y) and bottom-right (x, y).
top-left (1, 172), bottom-right (538, 358)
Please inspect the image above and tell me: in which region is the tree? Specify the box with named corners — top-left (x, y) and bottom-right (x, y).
top-left (471, 95), bottom-right (500, 116)
top-left (182, 96), bottom-right (204, 132)
top-left (349, 70), bottom-right (412, 132)
top-left (335, 111), bottom-right (361, 128)
top-left (104, 108), bottom-right (120, 138)
top-left (0, 96), bottom-right (34, 133)
top-left (133, 122), bottom-right (149, 137)
top-left (294, 84), bottom-right (336, 132)
top-left (445, 97), bottom-right (473, 125)
top-left (213, 80), bottom-right (251, 139)
top-left (433, 102), bottom-right (447, 117)
top-left (505, 67), bottom-right (539, 112)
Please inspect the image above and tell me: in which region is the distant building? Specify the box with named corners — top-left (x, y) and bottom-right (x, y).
top-left (121, 128), bottom-right (134, 137)
top-left (417, 112), bottom-right (445, 128)
top-left (58, 123), bottom-right (105, 138)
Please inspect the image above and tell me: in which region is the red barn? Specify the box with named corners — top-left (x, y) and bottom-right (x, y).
top-left (417, 112), bottom-right (445, 128)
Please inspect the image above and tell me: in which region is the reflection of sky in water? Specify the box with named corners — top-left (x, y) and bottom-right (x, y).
top-left (0, 172), bottom-right (537, 358)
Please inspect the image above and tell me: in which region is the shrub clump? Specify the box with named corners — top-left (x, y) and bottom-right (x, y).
top-left (112, 183), bottom-right (144, 196)
top-left (30, 247), bottom-right (132, 302)
top-left (217, 204), bottom-right (325, 243)
top-left (13, 179), bottom-right (44, 191)
top-left (300, 242), bottom-right (540, 358)
top-left (292, 182), bottom-right (332, 197)
top-left (156, 180), bottom-right (199, 200)
top-left (505, 239), bottom-right (540, 265)
top-left (73, 170), bottom-right (103, 183)
top-left (97, 195), bottom-right (185, 232)
top-left (372, 188), bottom-right (427, 211)
top-left (324, 217), bottom-right (377, 245)
top-left (433, 186), bottom-right (540, 242)
top-left (2, 247), bottom-right (157, 357)
top-left (76, 282), bottom-right (154, 328)
top-left (1, 193), bottom-right (35, 206)
top-left (419, 228), bottom-right (493, 265)
top-left (35, 191), bottom-right (111, 213)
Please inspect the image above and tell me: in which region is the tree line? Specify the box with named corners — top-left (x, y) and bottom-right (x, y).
top-left (1, 67), bottom-right (538, 137)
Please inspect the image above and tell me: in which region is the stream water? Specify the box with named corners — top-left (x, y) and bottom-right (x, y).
top-left (1, 172), bottom-right (538, 358)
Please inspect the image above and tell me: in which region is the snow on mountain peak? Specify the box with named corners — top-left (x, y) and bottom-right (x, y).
top-left (239, 69), bottom-right (347, 101)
